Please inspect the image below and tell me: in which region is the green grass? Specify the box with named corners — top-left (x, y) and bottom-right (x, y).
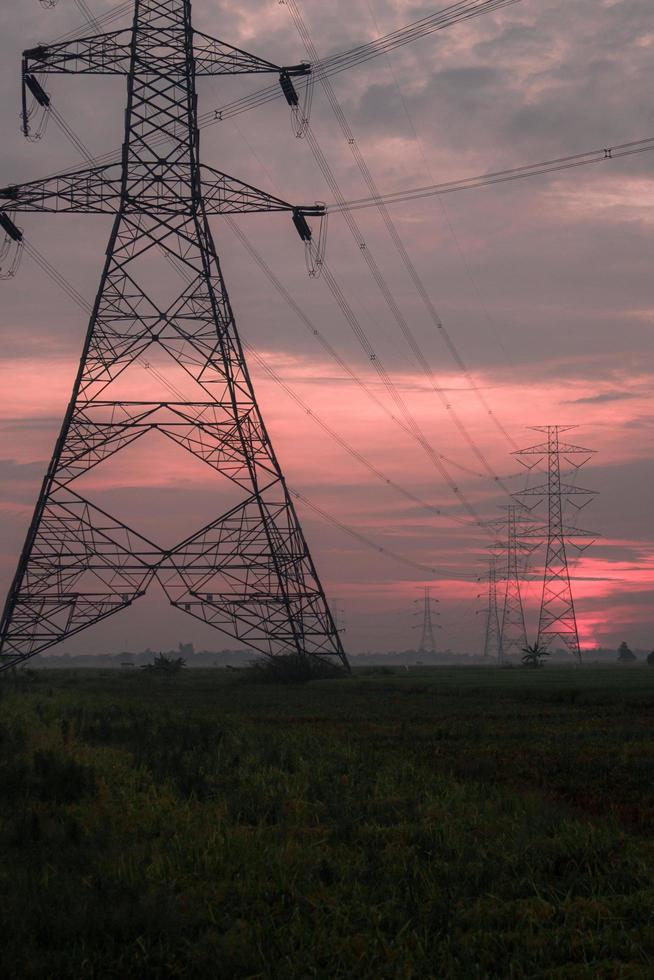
top-left (0, 666), bottom-right (653, 978)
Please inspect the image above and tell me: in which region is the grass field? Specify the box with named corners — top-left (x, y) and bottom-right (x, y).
top-left (0, 665), bottom-right (652, 978)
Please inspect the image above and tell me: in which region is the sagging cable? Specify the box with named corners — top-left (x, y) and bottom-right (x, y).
top-left (291, 204), bottom-right (327, 276)
top-left (304, 205), bottom-right (327, 278)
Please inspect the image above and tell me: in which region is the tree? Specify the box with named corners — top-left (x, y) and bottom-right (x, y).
top-left (141, 653), bottom-right (186, 676)
top-left (646, 651), bottom-right (654, 667)
top-left (521, 641), bottom-right (549, 669)
top-left (617, 642), bottom-right (637, 664)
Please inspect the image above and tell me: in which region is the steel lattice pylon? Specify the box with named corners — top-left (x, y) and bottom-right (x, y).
top-left (513, 426), bottom-right (596, 662)
top-left (414, 586), bottom-right (439, 656)
top-left (499, 505), bottom-right (528, 659)
top-left (480, 557), bottom-right (503, 662)
top-left (0, 0), bottom-right (349, 671)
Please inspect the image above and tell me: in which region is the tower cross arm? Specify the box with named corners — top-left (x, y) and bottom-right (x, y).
top-left (23, 30), bottom-right (310, 79)
top-left (193, 31), bottom-right (310, 77)
top-left (0, 164), bottom-right (122, 214)
top-left (0, 164), bottom-right (325, 224)
top-left (201, 166), bottom-right (325, 222)
top-left (23, 31), bottom-right (132, 76)
top-left (513, 481), bottom-right (598, 497)
top-left (516, 524), bottom-right (597, 539)
top-left (513, 440), bottom-right (596, 457)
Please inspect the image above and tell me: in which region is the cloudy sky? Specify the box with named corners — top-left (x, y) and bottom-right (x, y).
top-left (0, 0), bottom-right (652, 656)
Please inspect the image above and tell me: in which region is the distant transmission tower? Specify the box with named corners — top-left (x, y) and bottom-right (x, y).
top-left (498, 505), bottom-right (528, 658)
top-left (513, 426), bottom-right (596, 662)
top-left (0, 0), bottom-right (348, 671)
top-left (331, 598), bottom-right (346, 636)
top-left (413, 587), bottom-right (439, 656)
top-left (479, 557), bottom-right (503, 662)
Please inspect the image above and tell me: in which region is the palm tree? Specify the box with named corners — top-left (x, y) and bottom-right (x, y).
top-left (521, 641), bottom-right (549, 669)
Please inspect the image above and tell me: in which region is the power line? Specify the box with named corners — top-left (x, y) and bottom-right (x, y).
top-left (286, 0), bottom-right (513, 493)
top-left (226, 218), bottom-right (494, 489)
top-left (289, 488), bottom-right (439, 576)
top-left (317, 251), bottom-right (493, 528)
top-left (39, 0), bottom-right (520, 176)
top-left (52, 0), bottom-right (132, 42)
top-left (240, 334), bottom-right (472, 530)
top-left (331, 138), bottom-right (654, 212)
top-left (203, 66), bottom-right (501, 528)
top-left (223, 112), bottom-right (496, 525)
top-left (197, 0), bottom-right (521, 129)
top-left (72, 0), bottom-right (101, 33)
top-left (222, 117), bottom-right (525, 495)
top-left (362, 0), bottom-right (518, 436)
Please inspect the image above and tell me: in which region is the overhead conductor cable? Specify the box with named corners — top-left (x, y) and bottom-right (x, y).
top-left (286, 0), bottom-right (513, 494)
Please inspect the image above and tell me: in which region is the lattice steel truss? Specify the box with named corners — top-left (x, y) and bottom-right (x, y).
top-left (0, 0), bottom-right (348, 671)
top-left (497, 505), bottom-right (531, 659)
top-left (480, 556), bottom-right (502, 662)
top-left (413, 586), bottom-right (439, 656)
top-left (513, 426), bottom-right (596, 662)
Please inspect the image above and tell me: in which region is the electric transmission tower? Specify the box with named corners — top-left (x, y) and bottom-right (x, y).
top-left (0, 0), bottom-right (349, 671)
top-left (498, 505), bottom-right (529, 658)
top-left (479, 557), bottom-right (503, 662)
top-left (413, 586), bottom-right (440, 656)
top-left (513, 426), bottom-right (596, 662)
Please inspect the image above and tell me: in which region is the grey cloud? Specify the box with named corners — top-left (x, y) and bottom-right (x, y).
top-left (623, 414), bottom-right (654, 431)
top-left (1, 416), bottom-right (62, 430)
top-left (0, 458), bottom-right (48, 482)
top-left (565, 391), bottom-right (642, 405)
top-left (580, 588), bottom-right (654, 613)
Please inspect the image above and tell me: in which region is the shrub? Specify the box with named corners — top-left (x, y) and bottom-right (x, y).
top-left (141, 653), bottom-right (186, 676)
top-left (242, 652), bottom-right (345, 684)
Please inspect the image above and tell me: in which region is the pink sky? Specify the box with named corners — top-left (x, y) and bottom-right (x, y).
top-left (0, 0), bottom-right (653, 655)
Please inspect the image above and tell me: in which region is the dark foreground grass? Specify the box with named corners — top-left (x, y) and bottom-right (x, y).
top-left (0, 666), bottom-right (653, 978)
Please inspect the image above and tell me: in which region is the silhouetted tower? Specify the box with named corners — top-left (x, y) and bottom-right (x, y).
top-left (513, 426), bottom-right (596, 662)
top-left (480, 557), bottom-right (503, 661)
top-left (414, 586), bottom-right (439, 656)
top-left (331, 598), bottom-right (346, 636)
top-left (0, 0), bottom-right (348, 671)
top-left (499, 505), bottom-right (528, 658)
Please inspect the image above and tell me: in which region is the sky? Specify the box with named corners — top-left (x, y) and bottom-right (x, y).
top-left (0, 0), bottom-right (653, 657)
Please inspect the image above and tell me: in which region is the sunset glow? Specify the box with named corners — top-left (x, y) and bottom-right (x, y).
top-left (1, 0), bottom-right (652, 656)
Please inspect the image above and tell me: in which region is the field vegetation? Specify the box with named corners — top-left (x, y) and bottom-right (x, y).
top-left (0, 665), bottom-right (652, 978)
